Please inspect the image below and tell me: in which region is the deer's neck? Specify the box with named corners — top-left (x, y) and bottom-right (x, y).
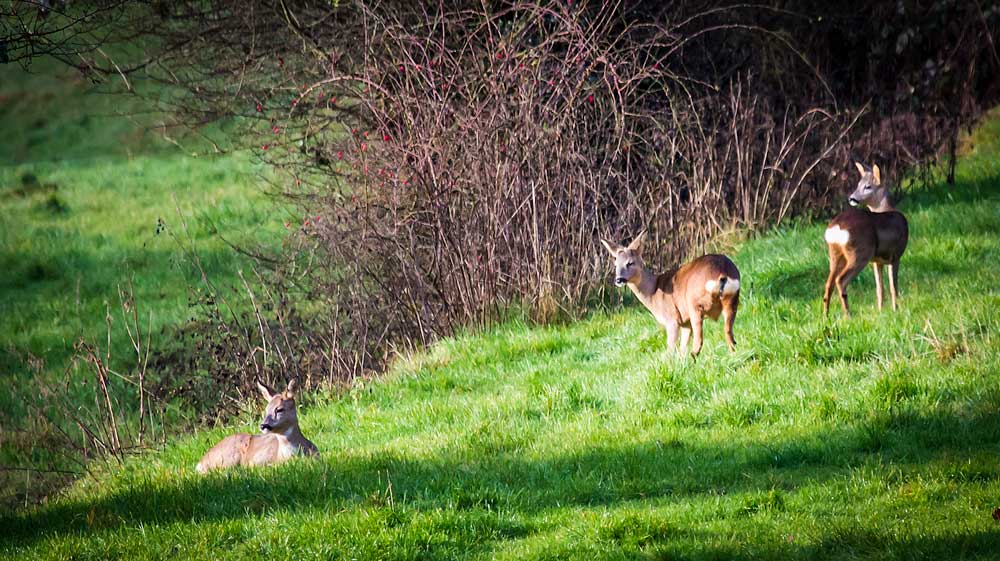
top-left (629, 268), bottom-right (663, 302)
top-left (867, 192), bottom-right (896, 213)
top-left (280, 425), bottom-right (305, 441)
top-left (283, 425), bottom-right (318, 455)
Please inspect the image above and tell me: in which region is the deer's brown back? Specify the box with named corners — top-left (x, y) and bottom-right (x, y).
top-left (668, 254), bottom-right (740, 322)
top-left (675, 255), bottom-right (740, 293)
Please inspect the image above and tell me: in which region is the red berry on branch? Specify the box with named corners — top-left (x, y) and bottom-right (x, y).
top-left (383, 134), bottom-right (390, 141)
top-left (587, 94), bottom-right (594, 103)
top-left (337, 151), bottom-right (343, 160)
top-left (256, 103), bottom-right (263, 112)
top-left (261, 144), bottom-right (269, 151)
top-left (329, 96), bottom-right (337, 104)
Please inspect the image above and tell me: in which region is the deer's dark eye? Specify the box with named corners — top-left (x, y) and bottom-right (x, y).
top-left (275, 408), bottom-right (285, 414)
top-left (626, 261), bottom-right (635, 268)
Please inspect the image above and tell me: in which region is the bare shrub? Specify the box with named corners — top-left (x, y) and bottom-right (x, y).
top-left (263, 2), bottom-right (863, 372)
top-left (43, 280), bottom-right (164, 468)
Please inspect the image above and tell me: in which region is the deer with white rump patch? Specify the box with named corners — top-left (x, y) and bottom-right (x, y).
top-left (601, 232), bottom-right (741, 358)
top-left (823, 162), bottom-right (909, 317)
top-left (196, 379), bottom-right (318, 473)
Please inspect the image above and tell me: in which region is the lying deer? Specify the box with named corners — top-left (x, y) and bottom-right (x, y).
top-left (601, 231), bottom-right (741, 358)
top-left (823, 162), bottom-right (909, 317)
top-left (196, 379), bottom-right (319, 473)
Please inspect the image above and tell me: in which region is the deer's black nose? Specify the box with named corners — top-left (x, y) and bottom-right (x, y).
top-left (260, 423), bottom-right (273, 432)
top-left (848, 197), bottom-right (859, 207)
top-left (615, 277), bottom-right (627, 287)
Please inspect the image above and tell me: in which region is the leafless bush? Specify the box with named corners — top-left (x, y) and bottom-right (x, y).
top-left (43, 280), bottom-right (164, 467)
top-left (249, 3), bottom-right (861, 370)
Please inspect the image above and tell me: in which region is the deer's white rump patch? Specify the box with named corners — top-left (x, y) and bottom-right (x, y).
top-left (722, 278), bottom-right (740, 294)
top-left (705, 278), bottom-right (740, 295)
top-left (825, 225), bottom-right (850, 246)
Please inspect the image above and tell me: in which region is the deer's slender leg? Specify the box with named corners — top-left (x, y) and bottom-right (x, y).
top-left (679, 326), bottom-right (691, 356)
top-left (665, 321), bottom-right (679, 354)
top-left (722, 293), bottom-right (738, 352)
top-left (888, 261), bottom-right (900, 311)
top-left (872, 262), bottom-right (884, 312)
top-left (824, 248), bottom-right (845, 316)
top-left (836, 259), bottom-right (867, 318)
top-left (690, 310), bottom-right (704, 358)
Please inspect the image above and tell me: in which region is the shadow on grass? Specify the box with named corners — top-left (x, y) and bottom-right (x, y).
top-left (6, 405), bottom-right (1000, 557)
top-left (652, 527), bottom-right (1000, 561)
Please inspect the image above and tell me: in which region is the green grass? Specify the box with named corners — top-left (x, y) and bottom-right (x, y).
top-left (4, 99), bottom-right (1000, 559)
top-left (0, 60), bottom-right (286, 503)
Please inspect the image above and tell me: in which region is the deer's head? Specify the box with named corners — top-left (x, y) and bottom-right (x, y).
top-left (257, 379), bottom-right (300, 434)
top-left (849, 162), bottom-right (887, 209)
top-left (600, 231), bottom-right (646, 287)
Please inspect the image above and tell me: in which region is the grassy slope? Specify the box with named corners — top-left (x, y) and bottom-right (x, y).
top-left (4, 115), bottom-right (1000, 558)
top-left (0, 61), bottom-right (284, 503)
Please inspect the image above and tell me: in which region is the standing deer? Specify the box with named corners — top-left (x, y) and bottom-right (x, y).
top-left (196, 379), bottom-right (318, 473)
top-left (601, 231), bottom-right (741, 358)
top-left (823, 162), bottom-right (909, 317)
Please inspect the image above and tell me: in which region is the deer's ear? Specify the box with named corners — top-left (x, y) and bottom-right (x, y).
top-left (627, 230), bottom-right (646, 251)
top-left (256, 379), bottom-right (276, 401)
top-left (855, 162), bottom-right (866, 176)
top-left (600, 239), bottom-right (620, 257)
top-left (284, 379), bottom-right (299, 399)
top-left (872, 164), bottom-right (881, 185)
